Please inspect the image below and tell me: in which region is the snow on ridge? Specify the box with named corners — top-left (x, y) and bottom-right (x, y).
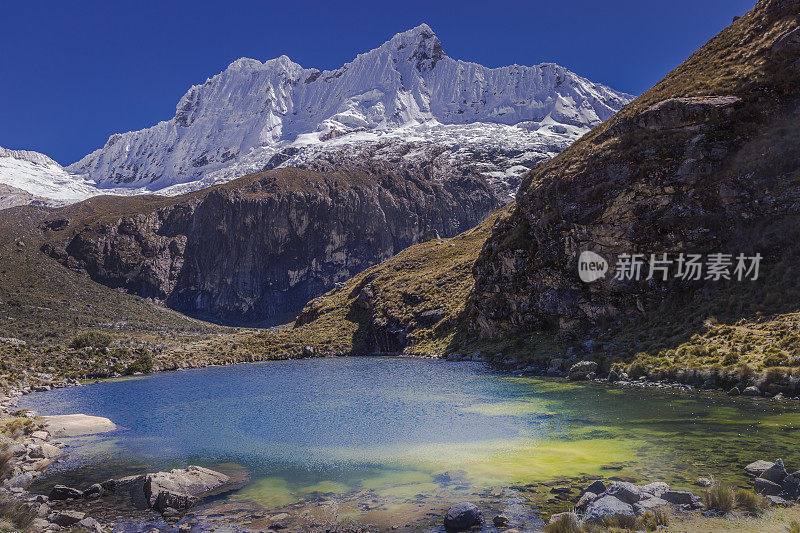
top-left (5, 25), bottom-right (634, 204)
top-left (65, 23), bottom-right (634, 193)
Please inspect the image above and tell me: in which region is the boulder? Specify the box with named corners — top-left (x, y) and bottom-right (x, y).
top-left (42, 414), bottom-right (116, 438)
top-left (753, 477), bottom-right (783, 496)
top-left (745, 460), bottom-right (775, 477)
top-left (584, 495), bottom-right (635, 523)
top-left (583, 480), bottom-right (606, 495)
top-left (152, 490), bottom-right (199, 513)
top-left (126, 466), bottom-right (230, 512)
top-left (30, 442), bottom-right (62, 459)
top-left (444, 502), bottom-right (483, 531)
top-left (83, 483), bottom-right (105, 499)
top-left (606, 481), bottom-right (642, 504)
top-left (30, 430), bottom-right (49, 441)
top-left (662, 490), bottom-right (699, 506)
top-left (143, 466), bottom-right (229, 507)
top-left (766, 495), bottom-right (790, 507)
top-left (727, 386), bottom-right (741, 396)
top-left (492, 514), bottom-right (509, 527)
top-left (634, 496), bottom-right (670, 515)
top-left (31, 518), bottom-right (51, 532)
top-left (49, 485), bottom-right (84, 500)
top-left (639, 482), bottom-right (670, 498)
top-left (78, 517), bottom-right (105, 532)
top-left (51, 510), bottom-right (85, 527)
top-left (3, 472), bottom-right (33, 489)
top-left (575, 491), bottom-right (599, 513)
top-left (782, 473), bottom-right (800, 500)
top-left (742, 386), bottom-right (762, 397)
top-left (568, 361), bottom-right (598, 381)
top-left (760, 459), bottom-right (787, 484)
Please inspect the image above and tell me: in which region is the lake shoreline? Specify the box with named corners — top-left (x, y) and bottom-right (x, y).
top-left (3, 356), bottom-right (800, 532)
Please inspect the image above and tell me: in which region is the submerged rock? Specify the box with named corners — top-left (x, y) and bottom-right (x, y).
top-left (443, 502), bottom-right (483, 531)
top-left (127, 465), bottom-right (231, 514)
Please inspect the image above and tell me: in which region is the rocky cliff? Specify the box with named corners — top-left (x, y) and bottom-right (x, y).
top-left (471, 0), bottom-right (800, 336)
top-left (43, 167), bottom-right (497, 325)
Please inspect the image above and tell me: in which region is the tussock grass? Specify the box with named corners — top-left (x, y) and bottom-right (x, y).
top-left (703, 483), bottom-right (736, 514)
top-left (735, 488), bottom-right (770, 516)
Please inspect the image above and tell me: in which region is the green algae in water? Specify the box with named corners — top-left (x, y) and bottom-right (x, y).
top-left (18, 357), bottom-right (800, 517)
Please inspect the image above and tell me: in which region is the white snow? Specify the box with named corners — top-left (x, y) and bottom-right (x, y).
top-left (4, 24), bottom-right (634, 204)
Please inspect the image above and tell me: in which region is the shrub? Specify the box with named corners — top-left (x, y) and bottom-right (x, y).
top-left (0, 494), bottom-right (36, 532)
top-left (69, 331), bottom-right (112, 350)
top-left (723, 352), bottom-right (740, 366)
top-left (627, 361), bottom-right (648, 379)
top-left (1, 419), bottom-right (37, 439)
top-left (125, 353), bottom-right (154, 375)
top-left (545, 513), bottom-right (583, 533)
top-left (636, 509), bottom-right (669, 531)
top-left (764, 353), bottom-right (789, 367)
top-left (125, 353), bottom-right (153, 375)
top-left (702, 483), bottom-right (735, 514)
top-left (0, 443), bottom-right (11, 481)
top-left (734, 488), bottom-right (769, 515)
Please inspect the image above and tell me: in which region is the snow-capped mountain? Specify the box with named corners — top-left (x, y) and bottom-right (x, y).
top-left (66, 24), bottom-right (632, 199)
top-left (0, 147), bottom-right (100, 204)
top-left (2, 24), bottom-right (633, 205)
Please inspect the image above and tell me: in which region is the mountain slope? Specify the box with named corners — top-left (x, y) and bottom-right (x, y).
top-left (470, 0), bottom-right (800, 334)
top-left (38, 167), bottom-right (497, 324)
top-left (66, 24), bottom-right (632, 200)
top-left (0, 204), bottom-right (225, 344)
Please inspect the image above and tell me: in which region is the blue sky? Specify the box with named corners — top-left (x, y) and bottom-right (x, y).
top-left (0, 0), bottom-right (754, 165)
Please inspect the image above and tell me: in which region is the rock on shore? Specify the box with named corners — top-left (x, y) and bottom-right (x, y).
top-left (42, 414), bottom-right (117, 438)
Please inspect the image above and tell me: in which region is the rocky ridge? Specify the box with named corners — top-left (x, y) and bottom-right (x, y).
top-left (470, 0), bottom-right (800, 336)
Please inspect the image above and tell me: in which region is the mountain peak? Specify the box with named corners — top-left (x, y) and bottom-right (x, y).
top-left (383, 23), bottom-right (443, 70)
top-left (64, 24), bottom-right (632, 193)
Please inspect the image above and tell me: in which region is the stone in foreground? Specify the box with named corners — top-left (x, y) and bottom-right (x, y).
top-left (49, 485), bottom-right (84, 500)
top-left (444, 502), bottom-right (483, 531)
top-left (584, 494), bottom-right (635, 523)
top-left (42, 414), bottom-right (117, 438)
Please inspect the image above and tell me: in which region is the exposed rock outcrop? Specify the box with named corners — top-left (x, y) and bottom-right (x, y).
top-left (470, 0), bottom-right (800, 335)
top-left (43, 168), bottom-right (498, 325)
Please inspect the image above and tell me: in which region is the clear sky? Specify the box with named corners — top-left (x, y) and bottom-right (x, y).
top-left (0, 0), bottom-right (755, 165)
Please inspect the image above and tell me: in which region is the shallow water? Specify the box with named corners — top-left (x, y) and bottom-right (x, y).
top-left (18, 357), bottom-right (800, 526)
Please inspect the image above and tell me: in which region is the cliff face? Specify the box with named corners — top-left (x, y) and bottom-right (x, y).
top-left (471, 0), bottom-right (800, 336)
top-left (44, 168), bottom-right (498, 325)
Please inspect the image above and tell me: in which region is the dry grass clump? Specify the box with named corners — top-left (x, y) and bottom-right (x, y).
top-left (702, 482), bottom-right (769, 516)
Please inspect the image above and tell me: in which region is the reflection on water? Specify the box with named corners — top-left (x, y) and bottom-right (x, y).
top-left (18, 357), bottom-right (800, 515)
